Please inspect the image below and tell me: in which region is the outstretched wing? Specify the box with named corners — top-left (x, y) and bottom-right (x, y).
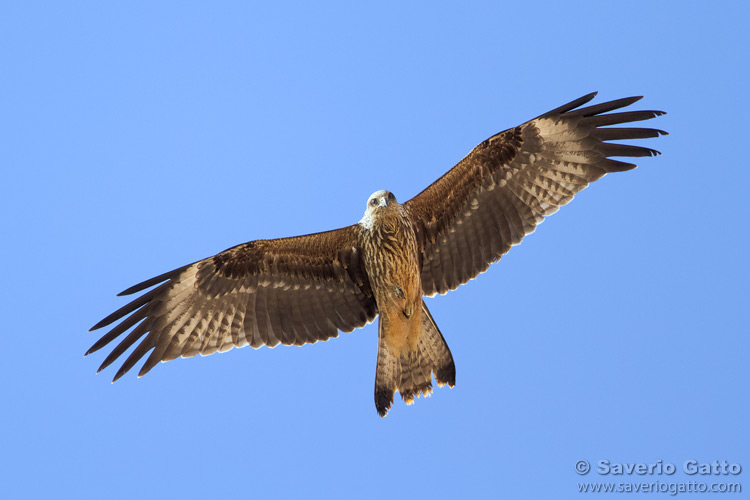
top-left (88, 226), bottom-right (377, 381)
top-left (406, 93), bottom-right (667, 296)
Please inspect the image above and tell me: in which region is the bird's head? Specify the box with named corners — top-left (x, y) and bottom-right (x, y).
top-left (359, 190), bottom-right (398, 228)
top-left (366, 190), bottom-right (397, 210)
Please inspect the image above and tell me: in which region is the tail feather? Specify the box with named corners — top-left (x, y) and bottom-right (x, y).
top-left (420, 304), bottom-right (456, 388)
top-left (398, 351), bottom-right (433, 405)
top-left (374, 300), bottom-right (455, 417)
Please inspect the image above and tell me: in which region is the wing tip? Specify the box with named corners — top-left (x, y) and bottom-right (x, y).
top-left (118, 282), bottom-right (147, 296)
top-left (112, 369), bottom-right (126, 383)
top-left (116, 263), bottom-right (191, 296)
top-left (97, 359), bottom-right (138, 382)
top-left (583, 90), bottom-right (599, 100)
top-left (540, 91), bottom-right (599, 117)
top-left (86, 339), bottom-right (107, 357)
top-left (136, 362), bottom-right (156, 378)
top-left (89, 320), bottom-right (107, 332)
top-left (117, 286), bottom-right (139, 297)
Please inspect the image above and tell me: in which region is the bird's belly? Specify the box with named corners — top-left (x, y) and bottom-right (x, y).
top-left (380, 298), bottom-right (422, 356)
top-left (370, 247), bottom-right (422, 357)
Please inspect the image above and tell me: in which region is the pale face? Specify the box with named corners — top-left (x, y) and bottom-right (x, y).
top-left (359, 190), bottom-right (398, 228)
top-left (366, 190), bottom-right (397, 210)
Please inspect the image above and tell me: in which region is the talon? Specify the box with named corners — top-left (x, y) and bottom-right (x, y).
top-left (402, 302), bottom-right (413, 319)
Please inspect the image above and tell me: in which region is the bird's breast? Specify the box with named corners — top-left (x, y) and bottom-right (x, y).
top-left (362, 209), bottom-right (422, 308)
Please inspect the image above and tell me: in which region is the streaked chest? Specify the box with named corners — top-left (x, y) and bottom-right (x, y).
top-left (360, 209), bottom-right (420, 291)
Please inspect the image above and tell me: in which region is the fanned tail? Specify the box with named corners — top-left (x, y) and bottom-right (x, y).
top-left (374, 300), bottom-right (456, 417)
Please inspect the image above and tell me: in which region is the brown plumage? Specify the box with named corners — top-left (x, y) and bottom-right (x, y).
top-left (88, 92), bottom-right (666, 416)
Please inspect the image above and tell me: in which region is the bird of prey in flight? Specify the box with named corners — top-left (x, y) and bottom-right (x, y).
top-left (88, 92), bottom-right (666, 416)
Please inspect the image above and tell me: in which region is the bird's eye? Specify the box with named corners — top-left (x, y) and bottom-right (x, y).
top-left (370, 199), bottom-right (378, 206)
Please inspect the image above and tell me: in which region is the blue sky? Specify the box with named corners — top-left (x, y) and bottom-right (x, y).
top-left (2, 2), bottom-right (748, 499)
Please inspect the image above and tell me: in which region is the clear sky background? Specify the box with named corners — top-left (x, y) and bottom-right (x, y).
top-left (2, 2), bottom-right (748, 499)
